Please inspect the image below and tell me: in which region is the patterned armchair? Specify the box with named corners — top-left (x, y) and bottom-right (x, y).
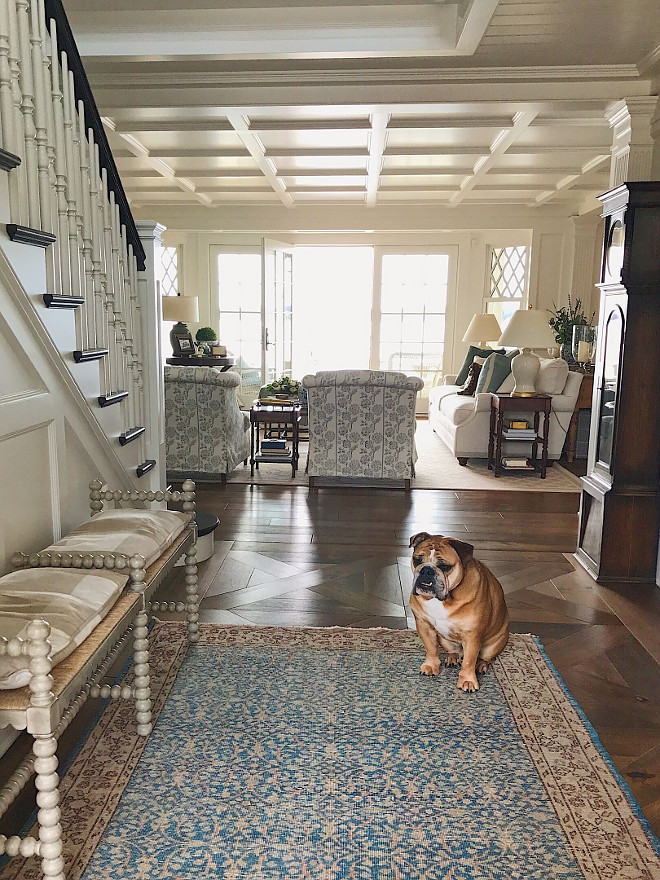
top-left (164, 366), bottom-right (250, 482)
top-left (302, 370), bottom-right (423, 488)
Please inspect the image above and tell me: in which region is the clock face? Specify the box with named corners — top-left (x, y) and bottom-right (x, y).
top-left (605, 218), bottom-right (625, 280)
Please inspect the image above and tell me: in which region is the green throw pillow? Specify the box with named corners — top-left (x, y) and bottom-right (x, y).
top-left (475, 350), bottom-right (519, 394)
top-left (455, 346), bottom-right (505, 386)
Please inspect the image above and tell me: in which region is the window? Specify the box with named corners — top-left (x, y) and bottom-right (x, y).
top-left (485, 245), bottom-right (528, 330)
top-left (375, 252), bottom-right (450, 409)
top-left (159, 246), bottom-right (179, 298)
top-left (216, 251), bottom-right (263, 395)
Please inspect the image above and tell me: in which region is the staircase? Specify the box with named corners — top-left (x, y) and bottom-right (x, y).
top-left (0, 0), bottom-right (165, 574)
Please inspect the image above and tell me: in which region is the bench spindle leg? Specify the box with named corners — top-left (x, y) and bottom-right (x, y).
top-left (27, 620), bottom-right (65, 880)
top-left (185, 543), bottom-right (199, 644)
top-left (132, 609), bottom-right (152, 736)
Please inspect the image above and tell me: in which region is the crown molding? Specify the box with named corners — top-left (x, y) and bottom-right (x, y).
top-left (90, 63), bottom-right (643, 89)
top-left (637, 44), bottom-right (660, 77)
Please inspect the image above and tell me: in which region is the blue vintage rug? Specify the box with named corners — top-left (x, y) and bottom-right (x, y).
top-left (2, 624), bottom-right (659, 880)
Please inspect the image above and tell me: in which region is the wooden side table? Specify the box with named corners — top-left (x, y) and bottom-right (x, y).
top-left (166, 356), bottom-right (234, 370)
top-left (250, 404), bottom-right (302, 478)
top-left (488, 393), bottom-right (551, 478)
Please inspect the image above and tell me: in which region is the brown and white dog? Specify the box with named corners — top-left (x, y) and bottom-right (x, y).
top-left (409, 531), bottom-right (509, 692)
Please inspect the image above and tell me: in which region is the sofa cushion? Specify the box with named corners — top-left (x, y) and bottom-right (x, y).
top-left (496, 372), bottom-right (516, 394)
top-left (455, 346), bottom-right (505, 386)
top-left (457, 359), bottom-right (484, 396)
top-left (0, 568), bottom-right (127, 689)
top-left (475, 350), bottom-right (519, 394)
top-left (439, 393), bottom-right (479, 426)
top-left (536, 357), bottom-right (569, 395)
top-left (46, 509), bottom-right (191, 568)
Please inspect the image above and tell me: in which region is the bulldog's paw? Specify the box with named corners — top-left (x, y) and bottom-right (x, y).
top-left (475, 659), bottom-right (490, 674)
top-left (445, 653), bottom-right (460, 668)
top-left (419, 658), bottom-right (441, 676)
top-left (457, 671), bottom-right (480, 692)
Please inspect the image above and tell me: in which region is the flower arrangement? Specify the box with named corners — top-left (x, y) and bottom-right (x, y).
top-left (547, 296), bottom-right (594, 344)
top-left (261, 375), bottom-right (301, 397)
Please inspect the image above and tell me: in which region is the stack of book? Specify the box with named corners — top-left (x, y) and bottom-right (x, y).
top-left (259, 438), bottom-right (291, 457)
top-left (502, 417), bottom-right (537, 440)
top-left (501, 456), bottom-right (534, 470)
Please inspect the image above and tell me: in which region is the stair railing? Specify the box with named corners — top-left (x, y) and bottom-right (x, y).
top-left (0, 0), bottom-right (149, 468)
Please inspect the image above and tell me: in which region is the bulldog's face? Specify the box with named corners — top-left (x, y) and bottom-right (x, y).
top-left (409, 532), bottom-right (474, 601)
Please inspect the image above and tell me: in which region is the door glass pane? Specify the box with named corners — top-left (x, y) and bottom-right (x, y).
top-left (217, 252), bottom-right (262, 388)
top-left (378, 253), bottom-right (450, 408)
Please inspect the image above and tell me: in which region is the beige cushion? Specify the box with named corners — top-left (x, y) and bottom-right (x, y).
top-left (537, 357), bottom-right (569, 395)
top-left (439, 394), bottom-right (477, 426)
top-left (46, 509), bottom-right (191, 567)
top-left (0, 568), bottom-right (127, 690)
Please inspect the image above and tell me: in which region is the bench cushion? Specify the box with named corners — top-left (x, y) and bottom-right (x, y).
top-left (45, 509), bottom-right (191, 567)
top-left (0, 568), bottom-right (128, 690)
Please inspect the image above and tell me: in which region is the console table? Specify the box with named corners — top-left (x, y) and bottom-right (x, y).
top-left (166, 356), bottom-right (234, 370)
top-left (250, 404), bottom-right (302, 478)
top-left (564, 371), bottom-right (594, 462)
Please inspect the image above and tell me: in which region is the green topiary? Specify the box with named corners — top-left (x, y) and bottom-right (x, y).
top-left (195, 326), bottom-right (217, 343)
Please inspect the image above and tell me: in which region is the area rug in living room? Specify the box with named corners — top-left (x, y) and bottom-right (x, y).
top-left (2, 623), bottom-right (658, 880)
top-left (227, 420), bottom-right (581, 491)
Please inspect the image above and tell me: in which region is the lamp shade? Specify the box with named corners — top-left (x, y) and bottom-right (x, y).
top-left (462, 313), bottom-right (502, 344)
top-left (162, 295), bottom-right (199, 324)
top-left (497, 309), bottom-right (555, 349)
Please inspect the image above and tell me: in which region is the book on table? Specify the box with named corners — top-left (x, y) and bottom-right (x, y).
top-left (501, 456), bottom-right (533, 469)
top-left (260, 438), bottom-right (287, 450)
top-left (503, 418), bottom-right (530, 429)
top-left (502, 429), bottom-right (537, 439)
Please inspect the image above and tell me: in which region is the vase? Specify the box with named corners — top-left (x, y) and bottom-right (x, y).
top-left (571, 324), bottom-right (597, 365)
top-left (560, 342), bottom-right (576, 364)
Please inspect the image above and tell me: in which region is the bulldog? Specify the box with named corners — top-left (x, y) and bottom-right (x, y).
top-left (409, 532), bottom-right (509, 692)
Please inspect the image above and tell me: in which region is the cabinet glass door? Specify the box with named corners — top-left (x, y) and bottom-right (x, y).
top-left (596, 305), bottom-right (624, 470)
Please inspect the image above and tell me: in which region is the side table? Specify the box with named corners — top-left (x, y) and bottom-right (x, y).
top-left (250, 404), bottom-right (301, 478)
top-left (488, 393), bottom-right (551, 478)
top-left (564, 372), bottom-right (594, 462)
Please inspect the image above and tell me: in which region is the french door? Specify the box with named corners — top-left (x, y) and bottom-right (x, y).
top-left (212, 241), bottom-right (294, 403)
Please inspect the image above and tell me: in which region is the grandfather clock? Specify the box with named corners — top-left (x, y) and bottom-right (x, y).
top-left (576, 181), bottom-right (660, 586)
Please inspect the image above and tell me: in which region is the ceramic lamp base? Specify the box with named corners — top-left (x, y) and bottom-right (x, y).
top-left (510, 348), bottom-right (540, 396)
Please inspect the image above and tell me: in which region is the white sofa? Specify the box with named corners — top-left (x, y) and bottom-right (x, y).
top-left (428, 359), bottom-right (583, 465)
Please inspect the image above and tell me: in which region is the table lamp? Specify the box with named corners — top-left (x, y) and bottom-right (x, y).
top-left (162, 295), bottom-right (199, 356)
top-left (462, 313), bottom-right (502, 348)
top-left (497, 309), bottom-right (556, 396)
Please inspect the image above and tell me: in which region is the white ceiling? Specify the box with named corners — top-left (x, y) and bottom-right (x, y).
top-left (65, 0), bottom-right (660, 217)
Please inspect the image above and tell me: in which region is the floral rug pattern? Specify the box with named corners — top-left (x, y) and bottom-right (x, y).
top-left (2, 624), bottom-right (658, 880)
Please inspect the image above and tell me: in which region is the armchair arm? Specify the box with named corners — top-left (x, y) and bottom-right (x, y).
top-left (473, 392), bottom-right (493, 412)
top-left (443, 374), bottom-right (457, 385)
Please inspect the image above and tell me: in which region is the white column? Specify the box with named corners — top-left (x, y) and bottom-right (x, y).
top-left (567, 211), bottom-right (602, 323)
top-left (135, 220), bottom-right (166, 494)
top-left (606, 97), bottom-right (658, 187)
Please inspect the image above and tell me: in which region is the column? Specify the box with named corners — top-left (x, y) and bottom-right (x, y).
top-left (135, 220), bottom-right (167, 495)
top-left (606, 97), bottom-right (658, 187)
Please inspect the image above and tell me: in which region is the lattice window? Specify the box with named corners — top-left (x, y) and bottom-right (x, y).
top-left (485, 245), bottom-right (528, 329)
top-left (159, 246), bottom-right (179, 298)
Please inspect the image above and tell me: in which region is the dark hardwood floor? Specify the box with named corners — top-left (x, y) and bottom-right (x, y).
top-left (159, 482), bottom-right (660, 837)
top-left (2, 482), bottom-right (659, 848)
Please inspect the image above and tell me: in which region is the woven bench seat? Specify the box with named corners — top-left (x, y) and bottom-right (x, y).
top-left (0, 479), bottom-right (200, 880)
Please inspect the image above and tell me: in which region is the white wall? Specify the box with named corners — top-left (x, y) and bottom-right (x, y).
top-left (138, 201), bottom-right (594, 377)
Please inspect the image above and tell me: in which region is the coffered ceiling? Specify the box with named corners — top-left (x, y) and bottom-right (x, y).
top-left (65, 0), bottom-right (660, 216)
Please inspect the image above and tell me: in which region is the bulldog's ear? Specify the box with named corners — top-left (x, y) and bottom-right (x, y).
top-left (409, 531), bottom-right (432, 549)
top-left (446, 538), bottom-right (474, 566)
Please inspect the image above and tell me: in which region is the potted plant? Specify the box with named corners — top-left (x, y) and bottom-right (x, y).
top-left (195, 326), bottom-right (217, 355)
top-left (547, 296), bottom-right (594, 363)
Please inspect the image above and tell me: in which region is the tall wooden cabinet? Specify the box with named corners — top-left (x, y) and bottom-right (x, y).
top-left (576, 182), bottom-right (660, 586)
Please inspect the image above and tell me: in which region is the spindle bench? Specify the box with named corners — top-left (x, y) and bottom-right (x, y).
top-left (0, 479), bottom-right (200, 880)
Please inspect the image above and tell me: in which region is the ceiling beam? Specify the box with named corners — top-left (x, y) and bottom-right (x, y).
top-left (532, 154), bottom-right (610, 207)
top-left (366, 112), bottom-right (389, 207)
top-left (450, 111), bottom-right (538, 207)
top-left (102, 117), bottom-right (213, 206)
top-left (225, 111), bottom-right (294, 207)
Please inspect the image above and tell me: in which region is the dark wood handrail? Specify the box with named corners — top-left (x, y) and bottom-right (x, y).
top-left (44, 0), bottom-right (146, 270)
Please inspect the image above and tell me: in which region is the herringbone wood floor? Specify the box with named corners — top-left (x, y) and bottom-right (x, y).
top-left (2, 483), bottom-right (659, 846)
top-left (159, 483), bottom-right (660, 837)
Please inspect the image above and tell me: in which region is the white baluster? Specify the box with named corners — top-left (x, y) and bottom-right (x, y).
top-left (6, 0), bottom-right (28, 224)
top-left (48, 20), bottom-right (71, 300)
top-left (0, 0), bottom-right (21, 216)
top-left (15, 0), bottom-right (40, 226)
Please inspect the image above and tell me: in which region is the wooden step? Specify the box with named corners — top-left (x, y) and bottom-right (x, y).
top-left (73, 348), bottom-right (108, 363)
top-left (0, 149), bottom-right (21, 171)
top-left (136, 460), bottom-right (156, 478)
top-left (6, 224), bottom-right (56, 248)
top-left (98, 391), bottom-right (129, 408)
top-left (43, 294), bottom-right (85, 309)
top-left (119, 426), bottom-right (145, 446)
